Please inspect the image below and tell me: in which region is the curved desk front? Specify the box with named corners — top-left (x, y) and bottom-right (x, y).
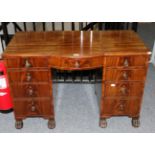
top-left (3, 31), bottom-right (150, 129)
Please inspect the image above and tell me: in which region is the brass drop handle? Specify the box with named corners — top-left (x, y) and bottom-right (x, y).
top-left (122, 71), bottom-right (128, 80)
top-left (124, 58), bottom-right (129, 67)
top-left (27, 86), bottom-right (34, 96)
top-left (119, 104), bottom-right (125, 111)
top-left (119, 100), bottom-right (126, 111)
top-left (75, 61), bottom-right (80, 68)
top-left (31, 105), bottom-right (36, 112)
top-left (26, 72), bottom-right (32, 82)
top-left (25, 59), bottom-right (32, 68)
top-left (120, 86), bottom-right (128, 95)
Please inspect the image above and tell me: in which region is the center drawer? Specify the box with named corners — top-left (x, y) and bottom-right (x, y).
top-left (104, 82), bottom-right (144, 97)
top-left (11, 83), bottom-right (52, 98)
top-left (8, 69), bottom-right (50, 83)
top-left (48, 56), bottom-right (103, 70)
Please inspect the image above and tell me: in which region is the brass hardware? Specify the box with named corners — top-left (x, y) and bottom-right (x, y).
top-left (25, 59), bottom-right (32, 68)
top-left (122, 71), bottom-right (128, 80)
top-left (120, 85), bottom-right (128, 95)
top-left (27, 86), bottom-right (34, 96)
top-left (26, 72), bottom-right (32, 82)
top-left (119, 103), bottom-right (124, 111)
top-left (75, 61), bottom-right (80, 68)
top-left (119, 100), bottom-right (126, 111)
top-left (124, 58), bottom-right (129, 66)
top-left (31, 105), bottom-right (36, 112)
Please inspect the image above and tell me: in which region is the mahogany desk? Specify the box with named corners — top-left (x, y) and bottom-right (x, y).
top-left (2, 31), bottom-right (150, 129)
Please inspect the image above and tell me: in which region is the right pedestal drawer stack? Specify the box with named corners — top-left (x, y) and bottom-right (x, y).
top-left (100, 55), bottom-right (149, 128)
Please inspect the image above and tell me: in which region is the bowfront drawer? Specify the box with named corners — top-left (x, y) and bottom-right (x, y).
top-left (6, 57), bottom-right (48, 68)
top-left (105, 56), bottom-right (148, 67)
top-left (13, 98), bottom-right (53, 117)
top-left (105, 68), bottom-right (146, 81)
top-left (101, 98), bottom-right (141, 116)
top-left (62, 58), bottom-right (90, 69)
top-left (11, 84), bottom-right (52, 98)
top-left (104, 82), bottom-right (144, 97)
top-left (48, 56), bottom-right (103, 70)
top-left (8, 69), bottom-right (50, 83)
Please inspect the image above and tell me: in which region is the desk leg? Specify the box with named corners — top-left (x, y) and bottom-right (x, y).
top-left (47, 69), bottom-right (56, 129)
top-left (94, 81), bottom-right (108, 128)
top-left (15, 119), bottom-right (23, 129)
top-left (48, 118), bottom-right (56, 129)
top-left (132, 117), bottom-right (140, 128)
top-left (99, 118), bottom-right (107, 128)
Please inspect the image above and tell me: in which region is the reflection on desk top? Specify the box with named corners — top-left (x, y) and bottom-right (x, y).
top-left (3, 30), bottom-right (150, 57)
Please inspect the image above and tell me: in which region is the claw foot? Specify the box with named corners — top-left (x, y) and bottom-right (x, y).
top-left (99, 118), bottom-right (107, 128)
top-left (15, 120), bottom-right (23, 129)
top-left (132, 117), bottom-right (140, 128)
top-left (48, 119), bottom-right (56, 129)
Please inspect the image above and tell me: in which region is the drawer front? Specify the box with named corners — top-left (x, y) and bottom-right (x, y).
top-left (13, 98), bottom-right (53, 117)
top-left (62, 58), bottom-right (90, 69)
top-left (6, 57), bottom-right (48, 68)
top-left (48, 56), bottom-right (103, 70)
top-left (105, 56), bottom-right (148, 67)
top-left (11, 84), bottom-right (52, 98)
top-left (101, 98), bottom-right (141, 116)
top-left (8, 69), bottom-right (50, 83)
top-left (104, 82), bottom-right (144, 97)
top-left (105, 68), bottom-right (146, 81)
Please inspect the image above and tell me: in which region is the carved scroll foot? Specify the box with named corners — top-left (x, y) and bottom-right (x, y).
top-left (132, 117), bottom-right (140, 128)
top-left (48, 119), bottom-right (56, 129)
top-left (99, 118), bottom-right (107, 128)
top-left (15, 120), bottom-right (23, 129)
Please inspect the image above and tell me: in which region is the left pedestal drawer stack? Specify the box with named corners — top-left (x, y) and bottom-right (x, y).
top-left (5, 56), bottom-right (55, 129)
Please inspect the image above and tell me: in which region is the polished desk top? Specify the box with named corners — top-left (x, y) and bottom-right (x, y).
top-left (3, 30), bottom-right (149, 58)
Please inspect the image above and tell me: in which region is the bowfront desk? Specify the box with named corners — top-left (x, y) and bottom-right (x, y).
top-left (2, 31), bottom-right (150, 129)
